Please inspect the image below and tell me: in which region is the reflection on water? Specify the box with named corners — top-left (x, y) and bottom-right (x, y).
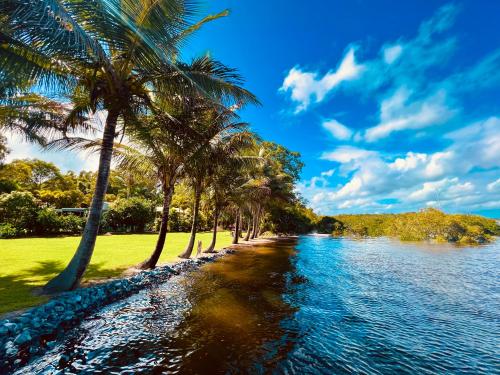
top-left (18, 237), bottom-right (500, 374)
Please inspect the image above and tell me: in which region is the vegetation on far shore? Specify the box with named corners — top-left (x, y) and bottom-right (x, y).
top-left (315, 208), bottom-right (500, 244)
top-left (0, 232), bottom-right (233, 315)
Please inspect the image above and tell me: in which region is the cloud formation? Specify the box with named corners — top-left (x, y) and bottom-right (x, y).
top-left (286, 3), bottom-right (500, 215)
top-left (280, 48), bottom-right (363, 112)
top-left (298, 117), bottom-right (500, 214)
top-left (322, 119), bottom-right (353, 140)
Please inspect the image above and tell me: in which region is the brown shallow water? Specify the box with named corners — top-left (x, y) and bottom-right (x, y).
top-left (157, 239), bottom-right (299, 373)
top-left (17, 238), bottom-right (300, 374)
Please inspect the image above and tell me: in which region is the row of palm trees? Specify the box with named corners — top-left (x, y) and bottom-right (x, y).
top-left (0, 0), bottom-right (296, 293)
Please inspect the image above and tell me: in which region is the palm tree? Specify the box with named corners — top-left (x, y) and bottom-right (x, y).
top-left (178, 111), bottom-right (253, 258)
top-left (112, 117), bottom-right (190, 269)
top-left (202, 135), bottom-right (258, 251)
top-left (1, 0), bottom-right (252, 292)
top-left (61, 66), bottom-right (257, 268)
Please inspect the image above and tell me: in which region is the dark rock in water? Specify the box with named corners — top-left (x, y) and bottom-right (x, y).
top-left (4, 322), bottom-right (19, 335)
top-left (14, 330), bottom-right (32, 345)
top-left (4, 342), bottom-right (17, 358)
top-left (0, 324), bottom-right (9, 336)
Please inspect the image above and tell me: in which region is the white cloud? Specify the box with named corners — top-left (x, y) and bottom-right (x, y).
top-left (321, 169), bottom-right (335, 177)
top-left (322, 119), bottom-right (352, 140)
top-left (280, 47), bottom-right (363, 112)
top-left (408, 178), bottom-right (474, 202)
top-left (299, 116), bottom-right (500, 215)
top-left (320, 146), bottom-right (377, 163)
top-left (445, 117), bottom-right (500, 169)
top-left (487, 178), bottom-right (500, 192)
top-left (364, 88), bottom-right (455, 141)
top-left (383, 44), bottom-right (403, 64)
top-left (288, 3), bottom-right (500, 215)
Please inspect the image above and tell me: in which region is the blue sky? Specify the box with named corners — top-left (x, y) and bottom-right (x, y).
top-left (8, 1), bottom-right (500, 217)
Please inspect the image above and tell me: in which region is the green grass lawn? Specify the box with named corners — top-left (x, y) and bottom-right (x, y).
top-left (0, 231), bottom-right (233, 315)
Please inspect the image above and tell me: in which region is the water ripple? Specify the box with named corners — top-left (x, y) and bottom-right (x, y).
top-left (16, 237), bottom-right (500, 374)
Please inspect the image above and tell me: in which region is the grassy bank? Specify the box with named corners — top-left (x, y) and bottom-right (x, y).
top-left (0, 232), bottom-right (233, 315)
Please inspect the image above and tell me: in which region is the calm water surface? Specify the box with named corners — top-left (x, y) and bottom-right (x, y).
top-left (19, 237), bottom-right (500, 374)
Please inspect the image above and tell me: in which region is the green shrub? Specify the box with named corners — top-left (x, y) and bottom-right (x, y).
top-left (168, 209), bottom-right (192, 232)
top-left (0, 223), bottom-right (19, 238)
top-left (316, 216), bottom-right (343, 234)
top-left (34, 208), bottom-right (62, 234)
top-left (104, 197), bottom-right (155, 232)
top-left (0, 191), bottom-right (40, 232)
top-left (61, 214), bottom-right (85, 234)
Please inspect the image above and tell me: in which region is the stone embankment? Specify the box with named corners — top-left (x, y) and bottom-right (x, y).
top-left (0, 249), bottom-right (235, 372)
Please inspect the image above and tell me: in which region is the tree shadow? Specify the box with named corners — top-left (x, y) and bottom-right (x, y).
top-left (0, 260), bottom-right (128, 316)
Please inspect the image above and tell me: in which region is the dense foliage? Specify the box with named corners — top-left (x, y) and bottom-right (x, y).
top-left (0, 191), bottom-right (85, 238)
top-left (323, 208), bottom-right (499, 244)
top-left (102, 197), bottom-right (155, 233)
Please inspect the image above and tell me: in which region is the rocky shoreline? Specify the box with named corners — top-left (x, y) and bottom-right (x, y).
top-left (0, 248), bottom-right (236, 372)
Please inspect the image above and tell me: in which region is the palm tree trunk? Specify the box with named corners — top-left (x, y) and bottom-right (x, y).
top-left (178, 183), bottom-right (202, 258)
top-left (204, 207), bottom-right (219, 253)
top-left (232, 208), bottom-right (240, 244)
top-left (139, 180), bottom-right (175, 269)
top-left (44, 110), bottom-right (119, 293)
top-left (257, 213), bottom-right (264, 237)
top-left (251, 205), bottom-right (260, 239)
top-left (244, 216), bottom-right (252, 241)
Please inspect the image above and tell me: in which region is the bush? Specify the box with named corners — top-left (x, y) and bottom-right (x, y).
top-left (0, 223), bottom-right (19, 238)
top-left (0, 179), bottom-right (18, 194)
top-left (0, 191), bottom-right (40, 232)
top-left (34, 208), bottom-right (62, 235)
top-left (316, 216), bottom-right (343, 234)
top-left (167, 209), bottom-right (192, 232)
top-left (103, 197), bottom-right (155, 232)
top-left (61, 214), bottom-right (85, 234)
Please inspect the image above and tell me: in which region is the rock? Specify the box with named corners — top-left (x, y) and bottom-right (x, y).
top-left (5, 346), bottom-right (18, 357)
top-left (4, 340), bottom-right (14, 350)
top-left (29, 346), bottom-right (39, 354)
top-left (31, 319), bottom-right (41, 329)
top-left (0, 324), bottom-right (9, 336)
top-left (4, 322), bottom-right (19, 335)
top-left (14, 330), bottom-right (32, 345)
top-left (46, 341), bottom-right (56, 349)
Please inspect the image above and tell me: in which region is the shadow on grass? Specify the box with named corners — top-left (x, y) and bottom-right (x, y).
top-left (0, 260), bottom-right (128, 315)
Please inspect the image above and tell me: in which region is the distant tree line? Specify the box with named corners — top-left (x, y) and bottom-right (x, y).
top-left (315, 208), bottom-right (500, 244)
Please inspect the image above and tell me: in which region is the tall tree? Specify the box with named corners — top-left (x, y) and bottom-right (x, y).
top-left (178, 111), bottom-right (253, 258)
top-left (203, 137), bottom-right (257, 252)
top-left (1, 0), bottom-right (248, 292)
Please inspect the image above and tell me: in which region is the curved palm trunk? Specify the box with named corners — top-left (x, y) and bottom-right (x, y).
top-left (44, 110), bottom-right (119, 293)
top-left (178, 183), bottom-right (202, 258)
top-left (139, 180), bottom-right (175, 269)
top-left (244, 217), bottom-right (252, 241)
top-left (232, 208), bottom-right (240, 244)
top-left (204, 207), bottom-right (219, 253)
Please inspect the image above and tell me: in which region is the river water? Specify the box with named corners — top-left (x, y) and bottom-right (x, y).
top-left (18, 236), bottom-right (500, 374)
